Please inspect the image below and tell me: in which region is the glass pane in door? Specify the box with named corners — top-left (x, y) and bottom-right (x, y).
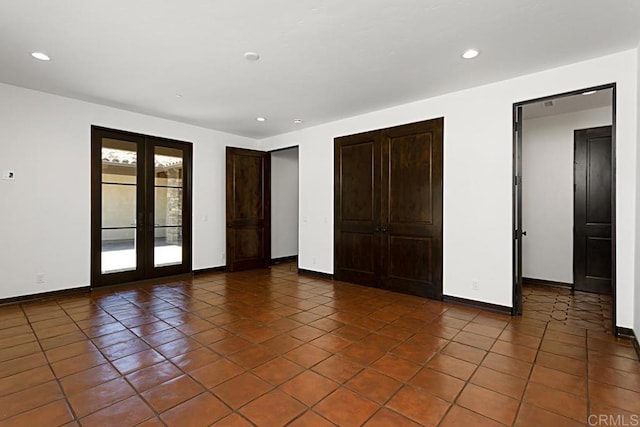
top-left (101, 229), bottom-right (136, 273)
top-left (154, 146), bottom-right (183, 267)
top-left (101, 138), bottom-right (138, 273)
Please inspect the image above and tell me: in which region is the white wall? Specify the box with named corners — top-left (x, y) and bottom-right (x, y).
top-left (522, 107), bottom-right (612, 284)
top-left (271, 147), bottom-right (299, 259)
top-left (0, 83), bottom-right (256, 299)
top-left (1, 50), bottom-right (638, 331)
top-left (259, 49), bottom-right (638, 328)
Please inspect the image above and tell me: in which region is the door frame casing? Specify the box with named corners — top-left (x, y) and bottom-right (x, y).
top-left (511, 83), bottom-right (617, 333)
top-left (90, 125), bottom-right (193, 287)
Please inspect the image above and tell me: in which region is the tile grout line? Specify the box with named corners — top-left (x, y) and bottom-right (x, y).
top-left (58, 293), bottom-right (162, 426)
top-left (59, 286), bottom-right (231, 425)
top-left (438, 311), bottom-right (513, 426)
top-left (97, 291), bottom-right (241, 425)
top-left (0, 266), bottom-right (632, 426)
top-left (508, 317), bottom-right (550, 427)
top-left (17, 300), bottom-right (82, 425)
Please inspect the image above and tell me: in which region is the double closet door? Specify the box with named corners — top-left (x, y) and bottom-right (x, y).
top-left (91, 126), bottom-right (192, 287)
top-left (334, 118), bottom-right (443, 299)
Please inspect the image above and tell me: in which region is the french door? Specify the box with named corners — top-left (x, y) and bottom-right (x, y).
top-left (91, 126), bottom-right (192, 287)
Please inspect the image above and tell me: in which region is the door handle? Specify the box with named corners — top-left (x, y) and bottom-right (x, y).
top-left (375, 226), bottom-right (381, 232)
top-left (381, 227), bottom-right (388, 233)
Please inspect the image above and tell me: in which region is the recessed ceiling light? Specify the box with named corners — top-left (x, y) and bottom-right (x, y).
top-left (31, 52), bottom-right (50, 61)
top-left (293, 119), bottom-right (303, 124)
top-left (175, 94), bottom-right (183, 99)
top-left (244, 52), bottom-right (260, 61)
top-left (462, 49), bottom-right (479, 59)
top-left (256, 117), bottom-right (266, 122)
top-left (582, 90), bottom-right (597, 95)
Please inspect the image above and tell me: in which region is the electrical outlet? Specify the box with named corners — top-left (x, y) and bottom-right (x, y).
top-left (221, 252), bottom-right (225, 261)
top-left (471, 279), bottom-right (480, 291)
top-left (36, 273), bottom-right (45, 285)
top-left (312, 257), bottom-right (317, 265)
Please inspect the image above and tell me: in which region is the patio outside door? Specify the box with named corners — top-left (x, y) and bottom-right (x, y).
top-left (91, 126), bottom-right (192, 287)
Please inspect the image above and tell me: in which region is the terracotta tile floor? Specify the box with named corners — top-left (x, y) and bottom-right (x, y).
top-left (0, 262), bottom-right (638, 426)
top-left (522, 283), bottom-right (613, 334)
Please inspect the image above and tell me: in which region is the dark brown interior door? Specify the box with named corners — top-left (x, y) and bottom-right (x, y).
top-left (226, 147), bottom-right (271, 272)
top-left (574, 125), bottom-right (612, 294)
top-left (380, 119), bottom-right (443, 299)
top-left (334, 118), bottom-right (443, 299)
top-left (334, 131), bottom-right (381, 286)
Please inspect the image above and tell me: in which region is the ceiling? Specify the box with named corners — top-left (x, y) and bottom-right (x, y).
top-left (1, 1), bottom-right (639, 139)
top-left (523, 88), bottom-right (613, 120)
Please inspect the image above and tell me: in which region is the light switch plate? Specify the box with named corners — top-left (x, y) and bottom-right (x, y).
top-left (2, 171), bottom-right (15, 180)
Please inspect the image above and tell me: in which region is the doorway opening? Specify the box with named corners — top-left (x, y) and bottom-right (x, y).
top-left (270, 146), bottom-right (299, 266)
top-left (224, 145), bottom-right (300, 272)
top-left (512, 84), bottom-right (616, 333)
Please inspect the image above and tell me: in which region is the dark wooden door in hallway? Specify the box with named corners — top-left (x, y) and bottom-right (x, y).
top-left (226, 147), bottom-right (271, 272)
top-left (574, 125), bottom-right (613, 294)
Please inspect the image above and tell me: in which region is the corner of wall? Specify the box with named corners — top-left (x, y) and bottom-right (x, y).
top-left (634, 44), bottom-right (640, 338)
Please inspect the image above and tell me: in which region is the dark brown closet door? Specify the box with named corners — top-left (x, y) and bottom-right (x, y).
top-left (334, 118), bottom-right (443, 299)
top-left (380, 118), bottom-right (443, 299)
top-left (226, 147), bottom-right (271, 272)
top-left (574, 125), bottom-right (612, 294)
top-left (334, 131), bottom-right (381, 286)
